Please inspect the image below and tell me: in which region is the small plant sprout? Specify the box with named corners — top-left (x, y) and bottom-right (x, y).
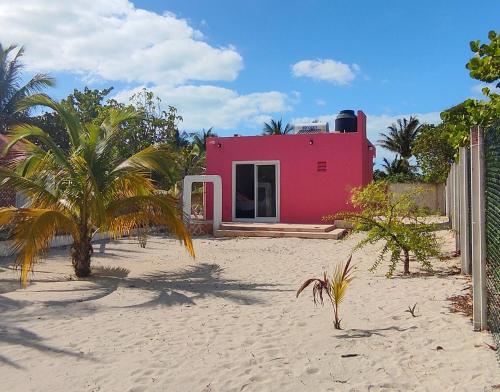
top-left (296, 256), bottom-right (355, 329)
top-left (405, 303), bottom-right (418, 317)
top-left (137, 227), bottom-right (148, 248)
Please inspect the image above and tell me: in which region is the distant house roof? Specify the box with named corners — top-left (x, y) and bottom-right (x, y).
top-left (0, 134), bottom-right (25, 207)
top-left (0, 133), bottom-right (26, 161)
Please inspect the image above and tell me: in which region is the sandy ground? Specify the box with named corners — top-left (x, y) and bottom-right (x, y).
top-left (0, 230), bottom-right (498, 392)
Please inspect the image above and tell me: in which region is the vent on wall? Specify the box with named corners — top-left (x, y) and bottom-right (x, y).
top-left (317, 161), bottom-right (327, 172)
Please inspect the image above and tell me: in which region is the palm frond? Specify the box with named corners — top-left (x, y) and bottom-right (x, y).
top-left (5, 123), bottom-right (72, 172)
top-left (377, 116), bottom-right (421, 159)
top-left (0, 208), bottom-right (78, 287)
top-left (262, 118), bottom-right (292, 135)
top-left (112, 144), bottom-right (175, 177)
top-left (331, 255), bottom-right (354, 306)
top-left (296, 276), bottom-right (330, 305)
top-left (16, 94), bottom-right (81, 148)
top-left (8, 74), bottom-right (55, 111)
top-left (0, 166), bottom-right (61, 209)
top-left (105, 194), bottom-right (194, 257)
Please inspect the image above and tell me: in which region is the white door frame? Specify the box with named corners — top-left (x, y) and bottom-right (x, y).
top-left (183, 175), bottom-right (222, 232)
top-left (232, 160), bottom-right (280, 222)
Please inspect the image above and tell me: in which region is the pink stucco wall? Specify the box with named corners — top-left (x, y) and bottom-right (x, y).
top-left (205, 110), bottom-right (374, 224)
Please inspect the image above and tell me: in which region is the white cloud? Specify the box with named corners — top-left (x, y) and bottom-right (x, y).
top-left (291, 59), bottom-right (359, 85)
top-left (470, 83), bottom-right (500, 97)
top-left (365, 112), bottom-right (441, 141)
top-left (293, 111), bottom-right (441, 166)
top-left (115, 85), bottom-right (293, 131)
top-left (315, 99), bottom-right (327, 107)
top-left (0, 0), bottom-right (243, 85)
top-left (0, 0), bottom-right (299, 131)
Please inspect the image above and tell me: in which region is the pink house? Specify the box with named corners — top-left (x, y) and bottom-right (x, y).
top-left (204, 110), bottom-right (375, 225)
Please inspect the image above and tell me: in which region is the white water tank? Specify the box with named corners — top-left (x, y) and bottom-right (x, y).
top-left (293, 122), bottom-right (329, 134)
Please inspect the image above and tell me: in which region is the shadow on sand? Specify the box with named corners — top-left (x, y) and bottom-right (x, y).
top-left (0, 325), bottom-right (90, 369)
top-left (0, 258), bottom-right (289, 368)
top-left (336, 325), bottom-right (417, 339)
top-left (0, 260), bottom-right (288, 310)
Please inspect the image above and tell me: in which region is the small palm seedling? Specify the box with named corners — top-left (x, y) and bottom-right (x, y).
top-left (137, 227), bottom-right (148, 248)
top-left (296, 256), bottom-right (354, 329)
top-left (405, 303), bottom-right (418, 317)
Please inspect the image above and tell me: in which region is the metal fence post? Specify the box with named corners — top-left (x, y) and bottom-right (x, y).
top-left (450, 164), bottom-right (456, 231)
top-left (453, 163), bottom-right (461, 252)
top-left (459, 147), bottom-right (472, 274)
top-left (470, 126), bottom-right (488, 331)
top-left (445, 170), bottom-right (452, 219)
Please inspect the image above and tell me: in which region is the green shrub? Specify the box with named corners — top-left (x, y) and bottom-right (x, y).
top-left (325, 181), bottom-right (440, 277)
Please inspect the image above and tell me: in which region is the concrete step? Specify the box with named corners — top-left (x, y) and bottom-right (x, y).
top-left (215, 228), bottom-right (347, 240)
top-left (219, 222), bottom-right (336, 233)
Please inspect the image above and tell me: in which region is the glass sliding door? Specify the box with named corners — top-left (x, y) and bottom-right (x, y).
top-left (235, 164), bottom-right (255, 218)
top-left (234, 162), bottom-right (278, 221)
top-left (257, 165), bottom-right (277, 218)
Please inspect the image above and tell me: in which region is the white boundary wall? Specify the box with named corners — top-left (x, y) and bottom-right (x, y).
top-left (0, 232), bottom-right (111, 257)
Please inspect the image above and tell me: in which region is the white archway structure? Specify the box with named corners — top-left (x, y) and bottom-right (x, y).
top-left (183, 175), bottom-right (222, 233)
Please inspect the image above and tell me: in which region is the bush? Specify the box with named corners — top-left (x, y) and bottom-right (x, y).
top-left (325, 181), bottom-right (440, 277)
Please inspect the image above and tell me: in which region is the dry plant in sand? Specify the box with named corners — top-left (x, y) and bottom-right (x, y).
top-left (296, 255), bottom-right (354, 329)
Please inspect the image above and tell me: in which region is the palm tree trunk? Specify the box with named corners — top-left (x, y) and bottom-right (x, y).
top-left (332, 303), bottom-right (342, 329)
top-left (71, 226), bottom-right (92, 278)
top-left (403, 249), bottom-right (410, 275)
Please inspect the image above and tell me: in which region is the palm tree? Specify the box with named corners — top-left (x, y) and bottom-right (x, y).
top-left (262, 118), bottom-right (293, 135)
top-left (0, 44), bottom-right (55, 133)
top-left (170, 128), bottom-right (190, 149)
top-left (296, 256), bottom-right (354, 329)
top-left (378, 116), bottom-right (421, 159)
top-left (381, 156), bottom-right (413, 176)
top-left (192, 127), bottom-right (217, 152)
top-left (0, 94), bottom-right (194, 286)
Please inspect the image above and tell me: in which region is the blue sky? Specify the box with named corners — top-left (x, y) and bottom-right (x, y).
top-left (1, 0), bottom-right (498, 164)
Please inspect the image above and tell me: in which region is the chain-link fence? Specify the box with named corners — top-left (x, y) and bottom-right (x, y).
top-left (445, 125), bottom-right (499, 356)
top-left (484, 121), bottom-right (500, 352)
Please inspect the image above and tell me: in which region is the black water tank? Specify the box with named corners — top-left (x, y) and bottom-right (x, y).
top-left (335, 110), bottom-right (357, 133)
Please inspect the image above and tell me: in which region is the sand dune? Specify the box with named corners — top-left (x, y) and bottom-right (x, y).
top-left (0, 231), bottom-right (498, 391)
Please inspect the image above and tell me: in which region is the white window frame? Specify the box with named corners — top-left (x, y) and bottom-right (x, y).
top-left (231, 160), bottom-right (280, 223)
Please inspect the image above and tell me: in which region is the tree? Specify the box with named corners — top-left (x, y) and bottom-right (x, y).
top-left (192, 127), bottom-right (217, 152)
top-left (381, 156), bottom-right (412, 176)
top-left (0, 44), bottom-right (54, 133)
top-left (467, 30), bottom-right (499, 87)
top-left (31, 111), bottom-right (70, 151)
top-left (373, 169), bottom-right (387, 181)
top-left (374, 157), bottom-right (417, 183)
top-left (413, 124), bottom-right (455, 183)
top-left (0, 94), bottom-right (193, 286)
top-left (62, 87), bottom-right (114, 124)
top-left (296, 256), bottom-right (354, 329)
top-left (440, 30), bottom-right (500, 151)
top-left (118, 88), bottom-right (186, 155)
top-left (262, 118), bottom-right (293, 135)
top-left (378, 156), bottom-right (418, 183)
top-left (325, 181), bottom-right (440, 276)
top-left (32, 87), bottom-right (189, 191)
top-left (378, 117), bottom-right (421, 159)
top-left (31, 87), bottom-right (115, 152)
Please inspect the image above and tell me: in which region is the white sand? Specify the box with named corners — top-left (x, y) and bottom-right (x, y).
top-left (0, 231), bottom-right (498, 392)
